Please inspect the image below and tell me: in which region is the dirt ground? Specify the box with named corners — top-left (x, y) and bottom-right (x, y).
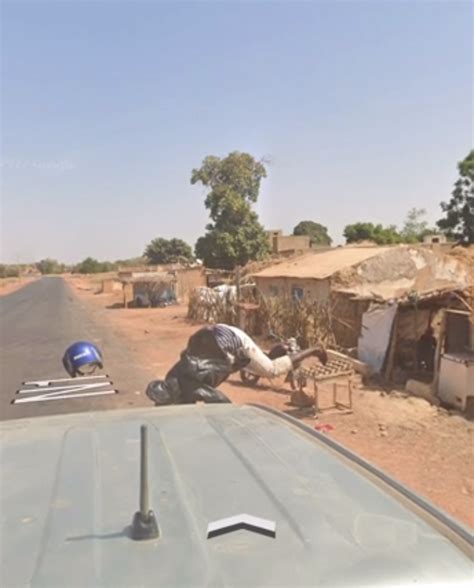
top-left (0, 277), bottom-right (38, 296)
top-left (67, 275), bottom-right (474, 528)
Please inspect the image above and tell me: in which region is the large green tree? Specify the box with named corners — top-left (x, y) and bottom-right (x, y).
top-left (192, 152), bottom-right (270, 269)
top-left (73, 257), bottom-right (115, 274)
top-left (36, 258), bottom-right (65, 275)
top-left (343, 222), bottom-right (402, 245)
top-left (144, 237), bottom-right (194, 264)
top-left (293, 220), bottom-right (332, 246)
top-left (437, 150), bottom-right (474, 245)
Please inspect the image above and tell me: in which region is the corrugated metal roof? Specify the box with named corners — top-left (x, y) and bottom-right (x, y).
top-left (253, 247), bottom-right (388, 280)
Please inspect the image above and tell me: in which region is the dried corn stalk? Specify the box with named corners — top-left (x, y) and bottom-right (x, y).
top-left (255, 293), bottom-right (336, 347)
top-left (187, 287), bottom-right (336, 348)
top-left (187, 289), bottom-right (236, 324)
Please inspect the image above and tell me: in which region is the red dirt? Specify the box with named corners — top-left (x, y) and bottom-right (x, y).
top-left (67, 275), bottom-right (474, 528)
top-left (0, 277), bottom-right (37, 296)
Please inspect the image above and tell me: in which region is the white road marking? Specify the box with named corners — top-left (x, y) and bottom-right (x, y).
top-left (17, 382), bottom-right (114, 394)
top-left (23, 375), bottom-right (109, 387)
top-left (13, 389), bottom-right (117, 404)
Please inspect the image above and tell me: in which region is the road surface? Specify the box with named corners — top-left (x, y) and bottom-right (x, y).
top-left (0, 277), bottom-right (154, 420)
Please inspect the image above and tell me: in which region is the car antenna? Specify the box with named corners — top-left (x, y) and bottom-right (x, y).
top-left (130, 424), bottom-right (160, 541)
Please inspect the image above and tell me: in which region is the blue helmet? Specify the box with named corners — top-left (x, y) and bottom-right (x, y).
top-left (62, 341), bottom-right (103, 377)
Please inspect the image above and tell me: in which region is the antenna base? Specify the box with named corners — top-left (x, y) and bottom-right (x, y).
top-left (130, 510), bottom-right (160, 541)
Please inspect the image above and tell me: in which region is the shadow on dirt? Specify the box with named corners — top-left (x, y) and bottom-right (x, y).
top-left (283, 405), bottom-right (314, 419)
top-left (228, 378), bottom-right (291, 397)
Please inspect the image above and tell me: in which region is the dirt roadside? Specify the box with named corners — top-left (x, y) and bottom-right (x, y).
top-left (0, 277), bottom-right (38, 296)
top-left (66, 275), bottom-right (474, 528)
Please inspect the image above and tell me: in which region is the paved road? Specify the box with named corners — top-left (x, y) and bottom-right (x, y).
top-left (0, 277), bottom-right (154, 420)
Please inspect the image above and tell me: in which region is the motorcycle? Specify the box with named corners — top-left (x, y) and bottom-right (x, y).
top-left (239, 332), bottom-right (306, 391)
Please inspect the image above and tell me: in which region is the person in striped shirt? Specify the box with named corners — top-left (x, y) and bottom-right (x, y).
top-left (146, 324), bottom-right (327, 405)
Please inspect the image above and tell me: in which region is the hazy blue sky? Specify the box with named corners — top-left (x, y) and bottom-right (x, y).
top-left (1, 0), bottom-right (472, 263)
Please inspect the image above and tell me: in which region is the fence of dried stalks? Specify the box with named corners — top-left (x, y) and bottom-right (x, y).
top-left (187, 289), bottom-right (237, 325)
top-left (187, 288), bottom-right (336, 347)
top-left (255, 294), bottom-right (336, 347)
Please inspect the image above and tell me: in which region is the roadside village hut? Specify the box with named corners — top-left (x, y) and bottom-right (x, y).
top-left (121, 266), bottom-right (206, 307)
top-left (253, 246), bottom-right (472, 406)
top-left (253, 246), bottom-right (387, 304)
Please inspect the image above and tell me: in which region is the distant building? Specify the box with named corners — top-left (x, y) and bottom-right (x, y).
top-left (423, 234), bottom-right (447, 245)
top-left (267, 230), bottom-right (311, 255)
top-left (121, 267), bottom-right (206, 307)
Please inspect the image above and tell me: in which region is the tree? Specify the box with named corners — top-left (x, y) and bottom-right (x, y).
top-left (191, 151), bottom-right (270, 269)
top-left (36, 258), bottom-right (64, 275)
top-left (437, 150), bottom-right (474, 245)
top-left (73, 257), bottom-right (114, 274)
top-left (144, 238), bottom-right (194, 265)
top-left (114, 256), bottom-right (148, 267)
top-left (293, 221), bottom-right (332, 246)
top-left (343, 222), bottom-right (402, 245)
top-left (400, 208), bottom-right (430, 243)
top-left (343, 222), bottom-right (376, 243)
top-left (100, 261), bottom-right (116, 272)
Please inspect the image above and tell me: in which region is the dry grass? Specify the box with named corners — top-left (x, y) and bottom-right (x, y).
top-left (0, 277), bottom-right (23, 289)
top-left (66, 272), bottom-right (119, 293)
top-left (79, 271), bottom-right (118, 284)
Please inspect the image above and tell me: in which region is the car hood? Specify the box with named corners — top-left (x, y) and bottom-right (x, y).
top-left (1, 404), bottom-right (472, 587)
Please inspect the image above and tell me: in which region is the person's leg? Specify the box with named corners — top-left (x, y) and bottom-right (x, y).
top-left (187, 385), bottom-right (231, 403)
top-left (245, 343), bottom-right (293, 378)
top-left (245, 344), bottom-right (328, 378)
top-left (229, 326), bottom-right (327, 378)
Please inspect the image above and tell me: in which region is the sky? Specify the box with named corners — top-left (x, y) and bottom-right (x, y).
top-left (1, 0), bottom-right (472, 264)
